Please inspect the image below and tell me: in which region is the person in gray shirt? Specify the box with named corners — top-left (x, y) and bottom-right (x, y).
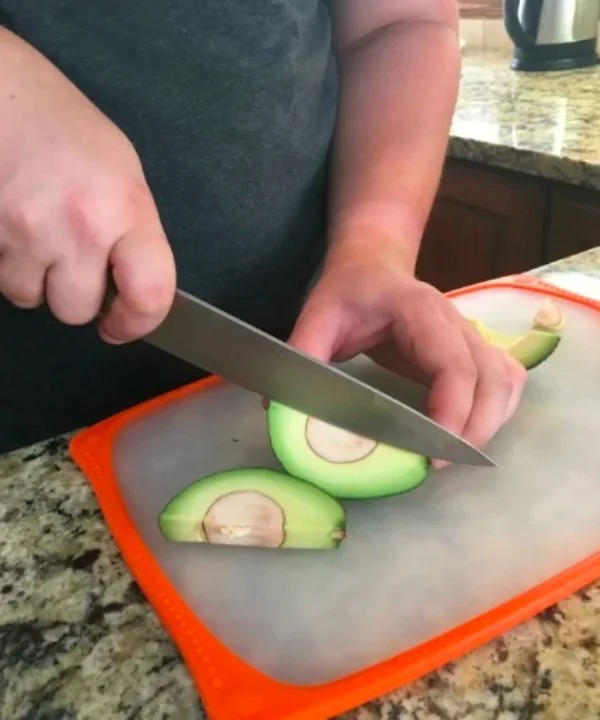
top-left (0, 1), bottom-right (525, 463)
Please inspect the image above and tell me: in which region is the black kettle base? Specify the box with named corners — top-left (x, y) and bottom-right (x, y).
top-left (511, 39), bottom-right (599, 72)
top-left (512, 53), bottom-right (599, 72)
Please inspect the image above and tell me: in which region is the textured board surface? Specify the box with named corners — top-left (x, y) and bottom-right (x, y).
top-left (113, 287), bottom-right (600, 686)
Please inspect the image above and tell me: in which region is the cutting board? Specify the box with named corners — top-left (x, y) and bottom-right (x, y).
top-left (70, 275), bottom-right (600, 720)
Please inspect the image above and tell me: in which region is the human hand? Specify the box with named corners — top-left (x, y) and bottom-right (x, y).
top-left (288, 242), bottom-right (527, 467)
top-left (0, 28), bottom-right (175, 342)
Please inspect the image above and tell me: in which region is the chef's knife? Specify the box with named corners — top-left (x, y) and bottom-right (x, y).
top-left (116, 287), bottom-right (493, 466)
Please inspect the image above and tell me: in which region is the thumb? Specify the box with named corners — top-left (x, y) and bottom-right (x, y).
top-left (287, 296), bottom-right (343, 363)
top-left (99, 217), bottom-right (176, 344)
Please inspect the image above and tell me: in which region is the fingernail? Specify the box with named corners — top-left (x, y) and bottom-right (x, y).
top-left (431, 459), bottom-right (451, 470)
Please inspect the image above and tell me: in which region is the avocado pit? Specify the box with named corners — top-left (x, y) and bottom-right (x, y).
top-left (533, 298), bottom-right (564, 332)
top-left (305, 416), bottom-right (377, 463)
top-left (202, 490), bottom-right (285, 547)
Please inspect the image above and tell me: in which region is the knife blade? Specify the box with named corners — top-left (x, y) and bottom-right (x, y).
top-left (141, 289), bottom-right (494, 466)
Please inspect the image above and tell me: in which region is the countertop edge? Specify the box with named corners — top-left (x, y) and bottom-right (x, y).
top-left (448, 135), bottom-right (600, 191)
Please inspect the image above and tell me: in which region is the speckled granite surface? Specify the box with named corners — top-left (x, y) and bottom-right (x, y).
top-left (450, 49), bottom-right (600, 190)
top-left (2, 249), bottom-right (600, 719)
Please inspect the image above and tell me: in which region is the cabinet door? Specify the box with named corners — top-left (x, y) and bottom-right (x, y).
top-left (546, 185), bottom-right (600, 262)
top-left (416, 160), bottom-right (549, 292)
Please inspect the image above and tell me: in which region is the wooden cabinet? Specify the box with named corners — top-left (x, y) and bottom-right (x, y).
top-left (416, 160), bottom-right (551, 292)
top-left (414, 157), bottom-right (600, 292)
top-left (546, 185), bottom-right (600, 262)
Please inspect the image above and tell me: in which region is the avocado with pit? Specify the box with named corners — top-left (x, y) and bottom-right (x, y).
top-left (267, 402), bottom-right (430, 500)
top-left (267, 299), bottom-right (565, 500)
top-left (469, 297), bottom-right (564, 370)
top-left (158, 467), bottom-right (346, 550)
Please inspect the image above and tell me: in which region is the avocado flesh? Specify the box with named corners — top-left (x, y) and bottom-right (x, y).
top-left (158, 468), bottom-right (346, 550)
top-left (267, 402), bottom-right (429, 500)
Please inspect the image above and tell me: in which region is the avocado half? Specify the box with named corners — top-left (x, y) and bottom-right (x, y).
top-left (158, 467), bottom-right (346, 550)
top-left (268, 402), bottom-right (430, 500)
top-left (469, 297), bottom-right (564, 370)
top-left (267, 298), bottom-right (565, 500)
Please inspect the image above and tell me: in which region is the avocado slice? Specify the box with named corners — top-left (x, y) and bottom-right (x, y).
top-left (157, 467), bottom-right (346, 550)
top-left (267, 402), bottom-right (430, 500)
top-left (470, 298), bottom-right (564, 370)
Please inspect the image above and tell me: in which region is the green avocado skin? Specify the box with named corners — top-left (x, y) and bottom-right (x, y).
top-left (267, 402), bottom-right (430, 500)
top-left (470, 317), bottom-right (562, 371)
top-left (513, 334), bottom-right (561, 370)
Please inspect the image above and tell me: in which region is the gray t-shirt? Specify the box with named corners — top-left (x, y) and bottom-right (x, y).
top-left (0, 1), bottom-right (338, 450)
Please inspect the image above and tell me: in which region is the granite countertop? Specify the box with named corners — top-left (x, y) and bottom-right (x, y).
top-left (449, 48), bottom-right (600, 190)
top-left (3, 248), bottom-right (600, 720)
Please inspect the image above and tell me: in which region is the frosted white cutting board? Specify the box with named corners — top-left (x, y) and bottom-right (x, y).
top-left (113, 287), bottom-right (600, 687)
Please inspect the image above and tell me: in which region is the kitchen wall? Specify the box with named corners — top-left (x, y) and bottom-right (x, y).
top-left (460, 18), bottom-right (513, 51)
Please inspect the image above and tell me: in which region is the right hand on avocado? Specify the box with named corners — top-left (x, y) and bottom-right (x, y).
top-left (289, 242), bottom-right (529, 469)
top-left (0, 28), bottom-right (176, 342)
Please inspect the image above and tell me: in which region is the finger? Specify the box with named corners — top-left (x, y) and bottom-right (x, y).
top-left (391, 309), bottom-right (477, 438)
top-left (458, 341), bottom-right (516, 450)
top-left (99, 220), bottom-right (176, 343)
top-left (0, 250), bottom-right (46, 309)
top-left (504, 357), bottom-right (527, 421)
top-left (422, 344), bottom-right (478, 471)
top-left (397, 322), bottom-right (477, 470)
top-left (287, 296), bottom-right (343, 362)
top-left (45, 254), bottom-right (109, 325)
top-left (367, 336), bottom-right (429, 385)
top-left (426, 358), bottom-right (478, 467)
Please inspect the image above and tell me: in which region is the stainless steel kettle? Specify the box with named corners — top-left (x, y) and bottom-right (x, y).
top-left (503, 0), bottom-right (600, 71)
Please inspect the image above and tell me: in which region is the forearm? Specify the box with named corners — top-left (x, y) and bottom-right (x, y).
top-left (326, 19), bottom-right (461, 271)
top-left (0, 27), bottom-right (48, 150)
top-left (0, 25), bottom-right (41, 73)
top-left (0, 26), bottom-right (110, 151)
top-left (0, 27), bottom-right (62, 112)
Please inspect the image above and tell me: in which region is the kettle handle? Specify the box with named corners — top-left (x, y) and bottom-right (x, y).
top-left (503, 0), bottom-right (535, 47)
